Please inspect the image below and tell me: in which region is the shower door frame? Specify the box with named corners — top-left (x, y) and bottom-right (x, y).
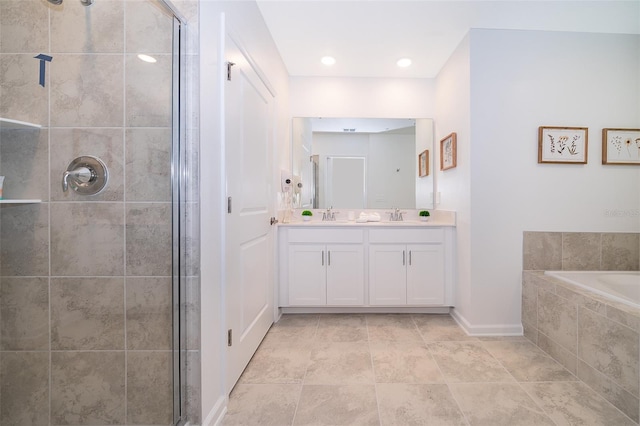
top-left (155, 0), bottom-right (188, 424)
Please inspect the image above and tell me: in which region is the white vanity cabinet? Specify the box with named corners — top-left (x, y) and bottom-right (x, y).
top-left (279, 224), bottom-right (454, 309)
top-left (369, 229), bottom-right (446, 306)
top-left (284, 229), bottom-right (365, 306)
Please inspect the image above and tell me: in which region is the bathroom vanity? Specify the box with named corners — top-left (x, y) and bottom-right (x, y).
top-left (278, 215), bottom-right (455, 312)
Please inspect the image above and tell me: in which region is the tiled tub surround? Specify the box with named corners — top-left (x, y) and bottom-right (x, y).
top-left (522, 231), bottom-right (640, 423)
top-left (0, 0), bottom-right (200, 424)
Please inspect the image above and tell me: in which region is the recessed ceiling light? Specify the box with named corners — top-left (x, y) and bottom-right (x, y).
top-left (321, 56), bottom-right (336, 66)
top-left (137, 54), bottom-right (157, 63)
top-left (397, 58), bottom-right (412, 68)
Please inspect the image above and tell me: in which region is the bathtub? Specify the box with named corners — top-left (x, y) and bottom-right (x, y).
top-left (544, 271), bottom-right (640, 309)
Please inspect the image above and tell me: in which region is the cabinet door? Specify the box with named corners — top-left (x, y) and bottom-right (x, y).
top-left (288, 244), bottom-right (326, 305)
top-left (406, 244), bottom-right (445, 305)
top-left (326, 244), bottom-right (364, 305)
top-left (369, 244), bottom-right (407, 305)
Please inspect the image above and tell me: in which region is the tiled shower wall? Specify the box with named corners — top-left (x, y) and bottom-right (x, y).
top-left (0, 0), bottom-right (200, 424)
top-left (522, 231), bottom-right (640, 422)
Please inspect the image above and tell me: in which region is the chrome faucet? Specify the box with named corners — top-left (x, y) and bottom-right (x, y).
top-left (386, 207), bottom-right (405, 222)
top-left (322, 206), bottom-right (338, 221)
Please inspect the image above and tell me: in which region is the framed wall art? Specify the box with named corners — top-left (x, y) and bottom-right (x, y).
top-left (440, 132), bottom-right (457, 171)
top-left (602, 128), bottom-right (640, 165)
top-left (538, 126), bottom-right (588, 164)
top-left (418, 149), bottom-right (429, 177)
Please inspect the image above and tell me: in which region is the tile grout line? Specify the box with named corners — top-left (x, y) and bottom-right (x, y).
top-left (478, 339), bottom-right (561, 426)
top-left (416, 315), bottom-right (472, 426)
top-left (289, 315), bottom-right (319, 426)
top-left (366, 314), bottom-right (383, 426)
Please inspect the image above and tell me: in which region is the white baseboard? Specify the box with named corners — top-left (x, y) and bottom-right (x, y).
top-left (203, 395), bottom-right (227, 426)
top-left (280, 306), bottom-right (451, 314)
top-left (451, 309), bottom-right (524, 336)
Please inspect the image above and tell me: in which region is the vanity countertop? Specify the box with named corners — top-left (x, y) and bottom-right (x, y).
top-left (279, 210), bottom-right (456, 227)
top-left (279, 220), bottom-right (455, 227)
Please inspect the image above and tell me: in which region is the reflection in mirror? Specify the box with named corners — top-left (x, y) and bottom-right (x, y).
top-left (291, 117), bottom-right (434, 210)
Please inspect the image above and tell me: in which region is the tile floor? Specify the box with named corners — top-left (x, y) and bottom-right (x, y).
top-left (222, 314), bottom-right (637, 426)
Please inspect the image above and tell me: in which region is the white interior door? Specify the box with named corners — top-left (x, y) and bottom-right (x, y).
top-left (225, 35), bottom-right (275, 393)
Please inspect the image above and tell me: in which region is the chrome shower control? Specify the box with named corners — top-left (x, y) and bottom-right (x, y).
top-left (62, 156), bottom-right (108, 195)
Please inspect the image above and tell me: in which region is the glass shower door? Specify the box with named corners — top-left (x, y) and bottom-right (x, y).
top-left (0, 0), bottom-right (187, 424)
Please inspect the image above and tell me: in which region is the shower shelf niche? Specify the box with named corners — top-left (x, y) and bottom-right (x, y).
top-left (0, 117), bottom-right (42, 130)
top-left (0, 200), bottom-right (42, 204)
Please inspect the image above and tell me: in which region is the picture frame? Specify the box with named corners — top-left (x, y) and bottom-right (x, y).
top-left (418, 149), bottom-right (429, 177)
top-left (602, 128), bottom-right (640, 165)
top-left (538, 126), bottom-right (588, 164)
top-left (440, 133), bottom-right (457, 171)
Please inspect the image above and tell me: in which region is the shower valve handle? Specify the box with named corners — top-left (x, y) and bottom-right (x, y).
top-left (61, 156), bottom-right (108, 195)
top-left (62, 167), bottom-right (93, 192)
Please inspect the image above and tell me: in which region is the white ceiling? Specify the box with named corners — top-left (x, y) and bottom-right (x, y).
top-left (256, 1), bottom-right (640, 79)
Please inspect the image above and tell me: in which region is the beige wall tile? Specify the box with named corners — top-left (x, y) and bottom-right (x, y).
top-left (51, 54), bottom-right (124, 127)
top-left (185, 350), bottom-right (201, 424)
top-left (602, 233), bottom-right (640, 271)
top-left (125, 0), bottom-right (173, 54)
top-left (522, 320), bottom-right (538, 345)
top-left (0, 54), bottom-right (49, 125)
top-left (562, 232), bottom-right (601, 270)
top-left (523, 381), bottom-right (636, 426)
top-left (51, 0), bottom-right (124, 53)
top-left (125, 54), bottom-right (172, 127)
top-left (0, 129), bottom-right (49, 200)
top-left (577, 359), bottom-right (639, 423)
top-left (51, 277), bottom-right (125, 350)
top-left (50, 128), bottom-right (124, 202)
top-left (0, 352), bottom-right (49, 425)
top-left (186, 276), bottom-right (201, 351)
top-left (126, 277), bottom-right (172, 350)
top-left (1, 203), bottom-right (49, 276)
top-left (125, 202), bottom-right (171, 276)
top-left (523, 231), bottom-right (562, 270)
top-left (578, 306), bottom-right (639, 397)
top-left (537, 289), bottom-right (577, 355)
top-left (482, 340), bottom-right (576, 382)
top-left (554, 285), bottom-right (607, 315)
top-left (1, 277), bottom-right (49, 351)
top-left (607, 304), bottom-right (640, 333)
top-left (0, 1), bottom-right (48, 53)
top-left (51, 351), bottom-right (125, 425)
top-left (50, 202), bottom-right (124, 276)
top-left (127, 351), bottom-right (172, 425)
top-left (537, 331), bottom-right (577, 375)
top-left (522, 272), bottom-right (538, 329)
top-left (125, 128), bottom-right (171, 202)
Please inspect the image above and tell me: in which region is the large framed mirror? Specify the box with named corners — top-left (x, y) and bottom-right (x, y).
top-left (291, 117), bottom-right (434, 210)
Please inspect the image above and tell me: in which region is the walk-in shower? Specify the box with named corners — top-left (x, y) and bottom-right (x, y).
top-left (0, 0), bottom-right (196, 424)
